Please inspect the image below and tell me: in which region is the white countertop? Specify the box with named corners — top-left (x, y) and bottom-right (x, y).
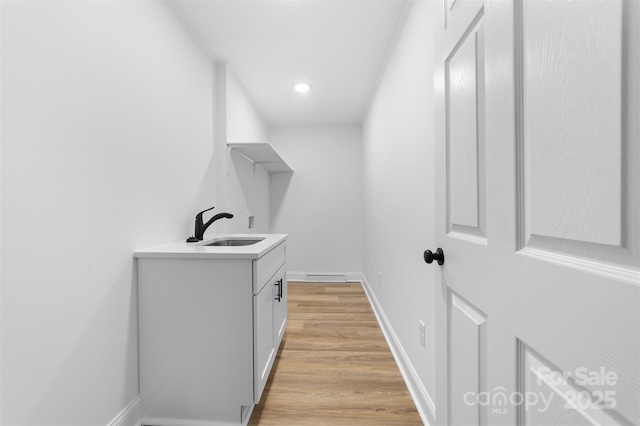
top-left (133, 234), bottom-right (287, 260)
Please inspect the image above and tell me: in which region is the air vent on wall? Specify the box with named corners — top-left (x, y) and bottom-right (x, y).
top-left (305, 274), bottom-right (347, 283)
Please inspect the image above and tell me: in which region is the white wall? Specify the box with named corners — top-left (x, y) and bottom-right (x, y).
top-left (270, 125), bottom-right (362, 275)
top-left (1, 2), bottom-right (216, 424)
top-left (214, 67), bottom-right (271, 235)
top-left (226, 70), bottom-right (269, 144)
top-left (362, 0), bottom-right (438, 416)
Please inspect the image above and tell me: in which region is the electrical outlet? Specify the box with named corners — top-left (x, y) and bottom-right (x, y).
top-left (378, 272), bottom-right (383, 287)
top-left (418, 321), bottom-right (426, 347)
top-left (248, 216), bottom-right (255, 229)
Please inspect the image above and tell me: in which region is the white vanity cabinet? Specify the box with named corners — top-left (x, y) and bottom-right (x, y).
top-left (252, 240), bottom-right (287, 403)
top-left (135, 236), bottom-right (287, 426)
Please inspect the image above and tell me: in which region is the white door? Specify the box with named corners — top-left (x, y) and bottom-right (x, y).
top-left (273, 264), bottom-right (288, 348)
top-left (254, 279), bottom-right (275, 402)
top-left (433, 0), bottom-right (639, 425)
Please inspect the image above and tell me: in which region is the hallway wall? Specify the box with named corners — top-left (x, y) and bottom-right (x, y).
top-left (362, 0), bottom-right (439, 419)
top-left (270, 125), bottom-right (363, 275)
top-left (1, 2), bottom-right (217, 424)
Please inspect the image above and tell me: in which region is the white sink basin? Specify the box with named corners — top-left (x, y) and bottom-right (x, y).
top-left (201, 237), bottom-right (265, 247)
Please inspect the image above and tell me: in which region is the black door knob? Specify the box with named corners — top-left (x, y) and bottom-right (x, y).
top-left (424, 248), bottom-right (445, 265)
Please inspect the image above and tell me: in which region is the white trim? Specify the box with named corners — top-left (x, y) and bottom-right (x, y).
top-left (359, 274), bottom-right (436, 426)
top-left (305, 273), bottom-right (346, 283)
top-left (345, 273), bottom-right (362, 282)
top-left (285, 272), bottom-right (364, 283)
top-left (142, 418), bottom-right (248, 426)
top-left (285, 271), bottom-right (306, 282)
top-left (142, 404), bottom-right (255, 426)
top-left (519, 247), bottom-right (640, 286)
top-left (107, 395), bottom-right (142, 426)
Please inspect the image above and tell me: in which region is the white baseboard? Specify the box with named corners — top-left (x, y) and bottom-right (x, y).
top-left (107, 395), bottom-right (142, 426)
top-left (358, 274), bottom-right (436, 426)
top-left (139, 403), bottom-right (255, 426)
top-left (286, 271), bottom-right (362, 283)
top-left (345, 272), bottom-right (363, 282)
top-left (142, 417), bottom-right (247, 426)
top-left (286, 271), bottom-right (306, 281)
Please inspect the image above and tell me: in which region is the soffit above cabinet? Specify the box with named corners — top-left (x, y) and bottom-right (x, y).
top-left (228, 142), bottom-right (293, 173)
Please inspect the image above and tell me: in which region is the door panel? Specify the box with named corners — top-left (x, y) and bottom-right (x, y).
top-left (450, 293), bottom-right (487, 426)
top-left (521, 345), bottom-right (621, 426)
top-left (523, 0), bottom-right (623, 247)
top-left (517, 0), bottom-right (639, 270)
top-left (434, 1), bottom-right (640, 425)
top-left (445, 0), bottom-right (483, 48)
top-left (446, 18), bottom-right (486, 239)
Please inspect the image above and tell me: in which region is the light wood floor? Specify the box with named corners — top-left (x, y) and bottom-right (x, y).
top-left (249, 282), bottom-right (423, 425)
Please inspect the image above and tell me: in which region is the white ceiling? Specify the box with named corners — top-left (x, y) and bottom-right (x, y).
top-left (171, 0), bottom-right (410, 126)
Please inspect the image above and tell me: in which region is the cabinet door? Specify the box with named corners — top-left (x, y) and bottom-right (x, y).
top-left (273, 264), bottom-right (287, 349)
top-left (253, 279), bottom-right (275, 403)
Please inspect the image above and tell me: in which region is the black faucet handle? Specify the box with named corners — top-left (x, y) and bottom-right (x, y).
top-left (196, 206), bottom-right (215, 219)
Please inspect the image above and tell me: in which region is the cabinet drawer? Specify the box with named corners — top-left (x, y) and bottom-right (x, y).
top-left (253, 242), bottom-right (286, 294)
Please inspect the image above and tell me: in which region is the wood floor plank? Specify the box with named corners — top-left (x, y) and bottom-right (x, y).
top-left (249, 282), bottom-right (423, 425)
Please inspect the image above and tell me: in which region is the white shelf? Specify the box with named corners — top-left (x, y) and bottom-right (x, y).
top-left (227, 142), bottom-right (293, 173)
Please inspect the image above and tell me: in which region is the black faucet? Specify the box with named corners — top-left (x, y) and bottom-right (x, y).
top-left (187, 206), bottom-right (234, 241)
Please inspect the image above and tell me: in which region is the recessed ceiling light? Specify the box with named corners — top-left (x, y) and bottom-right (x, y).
top-left (293, 82), bottom-right (311, 93)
